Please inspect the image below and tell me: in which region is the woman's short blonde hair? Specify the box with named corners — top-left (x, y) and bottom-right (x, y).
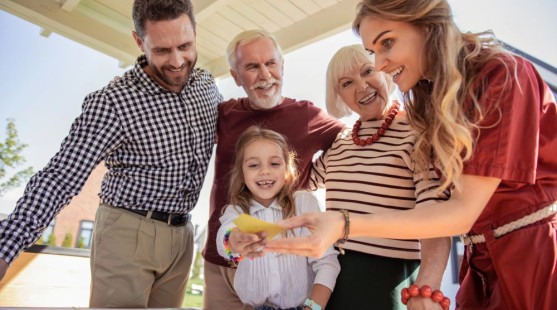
top-left (326, 44), bottom-right (396, 118)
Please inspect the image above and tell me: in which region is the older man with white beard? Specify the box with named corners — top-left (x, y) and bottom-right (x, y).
top-left (201, 30), bottom-right (345, 310)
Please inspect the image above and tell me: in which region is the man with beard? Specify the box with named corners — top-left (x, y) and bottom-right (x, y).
top-left (0, 0), bottom-right (221, 307)
top-left (202, 30), bottom-right (345, 310)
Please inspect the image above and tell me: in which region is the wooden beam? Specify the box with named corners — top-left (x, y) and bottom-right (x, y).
top-left (40, 28), bottom-right (52, 37)
top-left (60, 0), bottom-right (81, 12)
top-left (192, 0), bottom-right (231, 22)
top-left (274, 0), bottom-right (361, 54)
top-left (202, 55), bottom-right (230, 80)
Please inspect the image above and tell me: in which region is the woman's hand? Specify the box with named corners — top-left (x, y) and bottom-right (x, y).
top-left (264, 211), bottom-right (345, 258)
top-left (229, 228), bottom-right (268, 258)
top-left (407, 296), bottom-right (444, 310)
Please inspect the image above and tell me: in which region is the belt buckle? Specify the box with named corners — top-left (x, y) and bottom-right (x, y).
top-left (168, 213), bottom-right (189, 226)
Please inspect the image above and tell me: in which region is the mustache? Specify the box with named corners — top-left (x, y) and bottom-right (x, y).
top-left (250, 78), bottom-right (280, 90)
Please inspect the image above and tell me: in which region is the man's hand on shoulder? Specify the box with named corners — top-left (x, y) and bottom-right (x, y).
top-left (109, 76), bottom-right (122, 85)
top-left (0, 258), bottom-right (8, 281)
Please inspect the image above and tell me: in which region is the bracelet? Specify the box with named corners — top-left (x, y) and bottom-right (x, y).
top-left (224, 228), bottom-right (244, 265)
top-left (303, 298), bottom-right (322, 310)
top-left (401, 284), bottom-right (450, 310)
top-left (334, 209), bottom-right (350, 255)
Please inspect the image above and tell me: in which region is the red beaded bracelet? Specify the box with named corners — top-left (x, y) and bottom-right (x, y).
top-left (401, 284), bottom-right (451, 310)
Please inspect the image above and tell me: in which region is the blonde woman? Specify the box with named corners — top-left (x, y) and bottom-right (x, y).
top-left (309, 44), bottom-right (450, 310)
top-left (266, 0), bottom-right (557, 309)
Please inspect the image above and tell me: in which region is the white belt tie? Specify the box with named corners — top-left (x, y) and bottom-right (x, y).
top-left (460, 201), bottom-right (557, 246)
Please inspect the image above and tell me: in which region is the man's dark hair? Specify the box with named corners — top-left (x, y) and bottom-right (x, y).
top-left (132, 0), bottom-right (196, 39)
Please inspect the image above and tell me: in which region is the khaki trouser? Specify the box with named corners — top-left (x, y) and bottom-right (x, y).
top-left (203, 260), bottom-right (253, 310)
top-left (90, 204), bottom-right (194, 307)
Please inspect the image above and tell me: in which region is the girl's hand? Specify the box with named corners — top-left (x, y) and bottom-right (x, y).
top-left (229, 228), bottom-right (268, 258)
top-left (263, 211), bottom-right (345, 258)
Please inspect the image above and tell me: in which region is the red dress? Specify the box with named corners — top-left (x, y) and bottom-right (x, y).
top-left (457, 54), bottom-right (557, 309)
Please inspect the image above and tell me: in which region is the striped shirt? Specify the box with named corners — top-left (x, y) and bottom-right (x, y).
top-left (0, 55), bottom-right (222, 264)
top-left (217, 191), bottom-right (340, 308)
top-left (310, 116), bottom-right (449, 260)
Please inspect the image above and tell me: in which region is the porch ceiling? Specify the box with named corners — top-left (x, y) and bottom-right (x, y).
top-left (0, 0), bottom-right (361, 78)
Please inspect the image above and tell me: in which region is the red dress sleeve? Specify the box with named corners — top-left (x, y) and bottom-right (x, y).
top-left (463, 55), bottom-right (545, 184)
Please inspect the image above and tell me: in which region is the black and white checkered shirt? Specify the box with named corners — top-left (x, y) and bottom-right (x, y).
top-left (0, 55), bottom-right (222, 263)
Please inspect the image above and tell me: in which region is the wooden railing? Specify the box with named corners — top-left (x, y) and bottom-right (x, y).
top-left (0, 245), bottom-right (91, 307)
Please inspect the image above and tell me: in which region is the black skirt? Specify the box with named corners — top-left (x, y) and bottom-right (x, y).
top-left (326, 249), bottom-right (420, 310)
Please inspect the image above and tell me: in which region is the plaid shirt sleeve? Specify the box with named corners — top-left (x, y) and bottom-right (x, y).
top-left (0, 90), bottom-right (125, 264)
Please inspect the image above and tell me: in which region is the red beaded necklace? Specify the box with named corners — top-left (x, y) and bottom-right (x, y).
top-left (352, 104), bottom-right (399, 146)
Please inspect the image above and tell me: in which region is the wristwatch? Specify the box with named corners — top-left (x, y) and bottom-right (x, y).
top-left (303, 298), bottom-right (322, 310)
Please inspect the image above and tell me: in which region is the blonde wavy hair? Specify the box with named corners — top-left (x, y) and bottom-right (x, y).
top-left (228, 126), bottom-right (299, 220)
top-left (353, 0), bottom-right (512, 191)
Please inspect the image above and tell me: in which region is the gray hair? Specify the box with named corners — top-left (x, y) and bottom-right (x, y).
top-left (226, 30), bottom-right (283, 71)
top-left (326, 44), bottom-right (395, 118)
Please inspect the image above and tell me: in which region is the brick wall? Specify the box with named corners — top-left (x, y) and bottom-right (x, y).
top-left (51, 163), bottom-right (107, 247)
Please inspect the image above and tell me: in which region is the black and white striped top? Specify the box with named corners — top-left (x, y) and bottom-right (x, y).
top-left (310, 116), bottom-right (449, 260)
top-left (0, 55), bottom-right (222, 264)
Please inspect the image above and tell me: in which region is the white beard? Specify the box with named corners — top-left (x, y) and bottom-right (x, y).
top-left (246, 78), bottom-right (282, 109)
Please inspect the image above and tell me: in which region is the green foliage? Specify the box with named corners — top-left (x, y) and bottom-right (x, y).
top-left (61, 231), bottom-right (73, 247)
top-left (0, 118), bottom-right (33, 197)
top-left (35, 235), bottom-right (44, 245)
top-left (182, 277), bottom-right (204, 308)
top-left (76, 237), bottom-right (86, 248)
top-left (190, 251), bottom-right (202, 279)
top-left (46, 232), bottom-right (57, 246)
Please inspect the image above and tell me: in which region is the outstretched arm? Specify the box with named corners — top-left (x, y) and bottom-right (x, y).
top-left (265, 174), bottom-right (500, 257)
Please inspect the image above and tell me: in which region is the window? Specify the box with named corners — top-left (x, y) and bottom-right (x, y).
top-left (76, 220), bottom-right (94, 249)
top-left (41, 219), bottom-right (56, 245)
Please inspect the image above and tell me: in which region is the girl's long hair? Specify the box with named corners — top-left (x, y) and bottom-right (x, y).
top-left (228, 126), bottom-right (299, 219)
top-left (353, 0), bottom-right (512, 191)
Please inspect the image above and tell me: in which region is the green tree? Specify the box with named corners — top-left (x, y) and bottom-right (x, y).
top-left (35, 235), bottom-right (44, 245)
top-left (76, 237), bottom-right (86, 249)
top-left (0, 119), bottom-right (33, 197)
top-left (61, 231), bottom-right (73, 247)
top-left (46, 232), bottom-right (57, 246)
top-left (190, 251), bottom-right (202, 279)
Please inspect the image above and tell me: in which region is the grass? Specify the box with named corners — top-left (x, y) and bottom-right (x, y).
top-left (182, 277), bottom-right (204, 309)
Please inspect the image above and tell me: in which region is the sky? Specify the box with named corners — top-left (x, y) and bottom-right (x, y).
top-left (1, 0), bottom-right (556, 230)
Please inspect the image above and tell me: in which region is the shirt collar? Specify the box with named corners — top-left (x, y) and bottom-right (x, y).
top-left (249, 198), bottom-right (282, 215)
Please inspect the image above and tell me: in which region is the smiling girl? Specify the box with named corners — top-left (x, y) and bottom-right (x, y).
top-left (216, 126), bottom-right (340, 310)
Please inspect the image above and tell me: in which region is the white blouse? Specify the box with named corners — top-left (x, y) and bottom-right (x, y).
top-left (217, 191), bottom-right (340, 308)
